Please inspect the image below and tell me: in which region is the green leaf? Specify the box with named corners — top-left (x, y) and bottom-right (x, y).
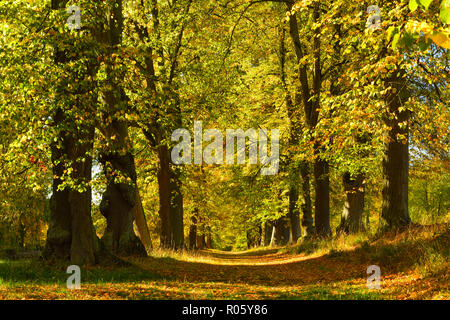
top-left (419, 0), bottom-right (433, 9)
top-left (387, 26), bottom-right (399, 41)
top-left (440, 6), bottom-right (450, 24)
top-left (409, 0), bottom-right (419, 11)
top-left (392, 33), bottom-right (401, 50)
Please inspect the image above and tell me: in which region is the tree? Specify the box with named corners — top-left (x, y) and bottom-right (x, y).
top-left (96, 0), bottom-right (147, 255)
top-left (285, 1), bottom-right (331, 236)
top-left (44, 0), bottom-right (100, 264)
top-left (125, 0), bottom-right (193, 249)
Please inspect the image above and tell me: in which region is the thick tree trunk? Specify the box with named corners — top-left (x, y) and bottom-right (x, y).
top-left (314, 158), bottom-right (331, 237)
top-left (136, 0), bottom-right (185, 250)
top-left (44, 114), bottom-right (71, 260)
top-left (280, 26), bottom-right (302, 244)
top-left (381, 68), bottom-right (411, 228)
top-left (157, 144), bottom-right (184, 249)
top-left (67, 125), bottom-right (98, 265)
top-left (246, 225), bottom-right (261, 248)
top-left (98, 84), bottom-right (146, 256)
top-left (98, 93), bottom-right (146, 255)
top-left (99, 146), bottom-right (145, 256)
top-left (338, 172), bottom-right (365, 234)
top-left (300, 162), bottom-right (314, 237)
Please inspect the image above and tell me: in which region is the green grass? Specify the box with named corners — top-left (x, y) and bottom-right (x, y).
top-left (0, 258), bottom-right (166, 287)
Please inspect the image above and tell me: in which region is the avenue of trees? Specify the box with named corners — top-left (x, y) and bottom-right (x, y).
top-left (0, 0), bottom-right (448, 264)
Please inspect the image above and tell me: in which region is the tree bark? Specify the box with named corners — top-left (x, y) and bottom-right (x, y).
top-left (156, 143), bottom-right (184, 249)
top-left (300, 161), bottom-right (314, 237)
top-left (99, 146), bottom-right (145, 256)
top-left (381, 67), bottom-right (411, 228)
top-left (44, 111), bottom-right (71, 260)
top-left (188, 211), bottom-right (198, 250)
top-left (338, 172), bottom-right (365, 234)
top-left (288, 185), bottom-right (301, 243)
top-left (157, 145), bottom-right (172, 248)
top-left (170, 167), bottom-right (184, 249)
top-left (133, 190), bottom-right (153, 252)
top-left (196, 226), bottom-right (206, 250)
top-left (205, 227), bottom-right (212, 249)
top-left (313, 158), bottom-right (331, 237)
top-left (66, 126), bottom-right (98, 265)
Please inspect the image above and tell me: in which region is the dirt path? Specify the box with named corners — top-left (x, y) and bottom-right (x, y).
top-left (1, 225), bottom-right (447, 300)
top-left (126, 243), bottom-right (448, 300)
top-left (131, 248), bottom-right (364, 287)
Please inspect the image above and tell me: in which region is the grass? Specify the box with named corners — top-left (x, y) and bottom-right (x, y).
top-left (0, 259), bottom-right (166, 287)
top-left (0, 223), bottom-right (448, 300)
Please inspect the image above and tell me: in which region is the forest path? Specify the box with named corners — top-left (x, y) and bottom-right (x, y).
top-left (0, 224), bottom-right (447, 299)
top-left (126, 226), bottom-right (449, 299)
top-left (130, 245), bottom-right (380, 288)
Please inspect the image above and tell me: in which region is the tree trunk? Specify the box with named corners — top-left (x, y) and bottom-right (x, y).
top-left (188, 211), bottom-right (198, 250)
top-left (157, 143), bottom-right (184, 249)
top-left (338, 172), bottom-right (365, 234)
top-left (44, 114), bottom-right (72, 260)
top-left (314, 158), bottom-right (331, 237)
top-left (280, 25), bottom-right (302, 244)
top-left (205, 227), bottom-right (212, 249)
top-left (300, 161), bottom-right (314, 237)
top-left (288, 185), bottom-right (301, 243)
top-left (170, 167), bottom-right (184, 249)
top-left (261, 221), bottom-right (272, 246)
top-left (381, 67), bottom-right (411, 228)
top-left (98, 100), bottom-right (146, 256)
top-left (157, 145), bottom-right (172, 248)
top-left (133, 190), bottom-right (152, 252)
top-left (67, 125), bottom-right (98, 265)
top-left (270, 218), bottom-right (290, 246)
top-left (99, 147), bottom-right (145, 256)
top-left (196, 226), bottom-right (206, 250)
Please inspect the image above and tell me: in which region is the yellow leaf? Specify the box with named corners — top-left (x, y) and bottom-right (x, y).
top-left (427, 32), bottom-right (450, 49)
